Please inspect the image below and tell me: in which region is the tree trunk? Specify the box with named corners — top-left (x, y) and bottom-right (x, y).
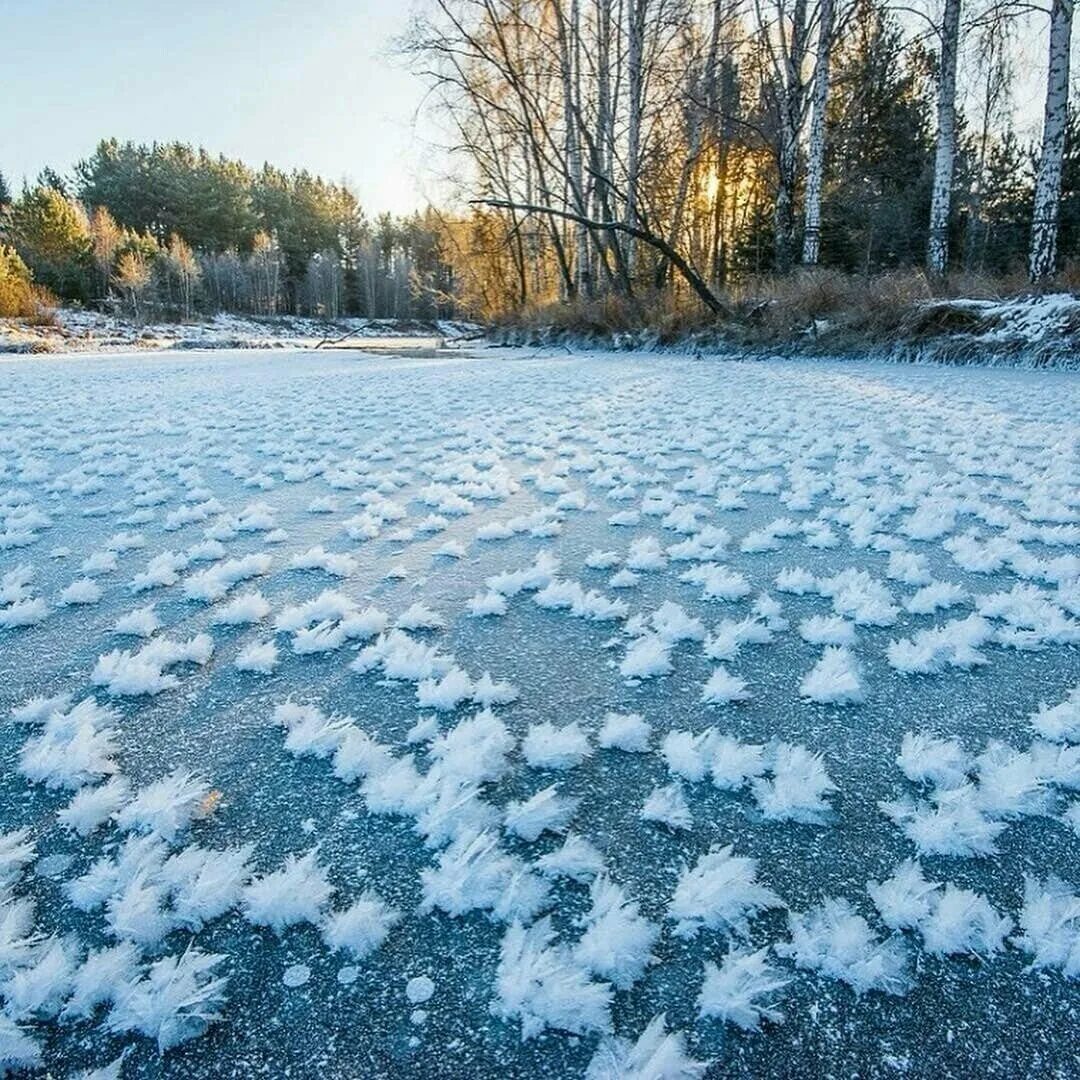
top-left (801, 0), bottom-right (834, 265)
top-left (626, 0), bottom-right (647, 274)
top-left (774, 0), bottom-right (808, 273)
top-left (555, 0), bottom-right (591, 297)
top-left (593, 0), bottom-right (626, 286)
top-left (1030, 0), bottom-right (1075, 282)
top-left (927, 0), bottom-right (961, 277)
top-left (595, 0), bottom-right (614, 221)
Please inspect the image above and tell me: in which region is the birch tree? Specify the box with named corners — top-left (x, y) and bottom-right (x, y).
top-left (554, 0), bottom-right (592, 295)
top-left (626, 0), bottom-right (648, 272)
top-left (926, 0), bottom-right (961, 276)
top-left (1029, 0), bottom-right (1075, 281)
top-left (802, 0), bottom-right (834, 264)
top-left (755, 0), bottom-right (811, 271)
top-left (405, 0), bottom-right (1021, 317)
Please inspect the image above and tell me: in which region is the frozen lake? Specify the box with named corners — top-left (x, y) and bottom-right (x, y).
top-left (0, 347), bottom-right (1078, 1078)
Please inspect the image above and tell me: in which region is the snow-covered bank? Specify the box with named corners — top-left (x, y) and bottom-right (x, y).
top-left (496, 292), bottom-right (1080, 369)
top-left (0, 310), bottom-right (480, 355)
top-left (6, 292), bottom-right (1080, 368)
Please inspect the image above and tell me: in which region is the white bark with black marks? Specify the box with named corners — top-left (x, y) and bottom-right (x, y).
top-left (802, 0), bottom-right (835, 266)
top-left (626, 0), bottom-right (647, 273)
top-left (555, 0), bottom-right (591, 297)
top-left (1030, 0), bottom-right (1075, 282)
top-left (927, 0), bottom-right (962, 277)
top-left (778, 0), bottom-right (809, 271)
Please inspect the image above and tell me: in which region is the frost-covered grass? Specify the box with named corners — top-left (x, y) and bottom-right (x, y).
top-left (0, 347), bottom-right (1077, 1077)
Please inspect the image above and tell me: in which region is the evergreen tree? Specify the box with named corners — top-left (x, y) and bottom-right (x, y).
top-left (820, 0), bottom-right (936, 272)
top-left (1056, 110), bottom-right (1080, 267)
top-left (970, 131), bottom-right (1032, 273)
top-left (76, 140), bottom-right (256, 251)
top-left (17, 138), bottom-right (462, 319)
top-left (251, 165), bottom-right (364, 311)
top-left (36, 167), bottom-right (69, 197)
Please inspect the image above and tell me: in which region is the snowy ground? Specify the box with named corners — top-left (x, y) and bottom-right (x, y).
top-left (0, 347), bottom-right (1078, 1079)
top-left (0, 311), bottom-right (476, 355)
top-left (945, 292), bottom-right (1080, 346)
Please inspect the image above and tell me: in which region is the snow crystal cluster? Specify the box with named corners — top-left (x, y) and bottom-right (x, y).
top-left (0, 345), bottom-right (1076, 1076)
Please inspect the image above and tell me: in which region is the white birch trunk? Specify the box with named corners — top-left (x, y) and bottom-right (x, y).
top-left (802, 0), bottom-right (834, 265)
top-left (773, 0), bottom-right (808, 272)
top-left (594, 0), bottom-right (613, 222)
top-left (926, 0), bottom-right (961, 276)
top-left (1030, 0), bottom-right (1075, 281)
top-left (557, 0), bottom-right (590, 296)
top-left (626, 0), bottom-right (646, 273)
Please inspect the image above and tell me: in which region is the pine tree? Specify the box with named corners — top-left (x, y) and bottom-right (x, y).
top-left (968, 130), bottom-right (1031, 274)
top-left (820, 0), bottom-right (935, 272)
top-left (36, 167), bottom-right (69, 197)
top-left (1055, 110), bottom-right (1080, 266)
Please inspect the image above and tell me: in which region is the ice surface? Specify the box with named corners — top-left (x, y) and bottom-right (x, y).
top-left (0, 347), bottom-right (1076, 1076)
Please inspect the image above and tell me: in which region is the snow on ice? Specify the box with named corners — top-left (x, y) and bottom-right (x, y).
top-left (0, 347), bottom-right (1076, 1076)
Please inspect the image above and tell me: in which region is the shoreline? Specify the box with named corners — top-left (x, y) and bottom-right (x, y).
top-left (0, 310), bottom-right (479, 356)
top-left (3, 298), bottom-right (1080, 370)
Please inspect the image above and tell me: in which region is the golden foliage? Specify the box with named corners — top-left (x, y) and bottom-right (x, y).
top-left (0, 244), bottom-right (55, 319)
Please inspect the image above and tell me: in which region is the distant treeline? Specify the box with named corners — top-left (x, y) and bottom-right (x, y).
top-left (0, 140), bottom-right (456, 322)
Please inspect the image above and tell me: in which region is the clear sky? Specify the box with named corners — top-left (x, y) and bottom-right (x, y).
top-left (2, 0), bottom-right (430, 215)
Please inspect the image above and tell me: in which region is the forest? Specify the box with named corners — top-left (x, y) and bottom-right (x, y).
top-left (0, 141), bottom-right (456, 323)
top-left (405, 0), bottom-right (1080, 326)
top-left (2, 0), bottom-right (1080, 334)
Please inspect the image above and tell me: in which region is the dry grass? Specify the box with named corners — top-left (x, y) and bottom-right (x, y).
top-left (495, 268), bottom-right (1078, 357)
top-left (0, 281), bottom-right (55, 321)
top-left (495, 290), bottom-right (715, 341)
top-left (732, 269), bottom-right (931, 341)
top-left (23, 289), bottom-right (60, 327)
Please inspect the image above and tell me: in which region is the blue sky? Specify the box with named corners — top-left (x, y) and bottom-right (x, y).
top-left (3, 0), bottom-right (430, 214)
